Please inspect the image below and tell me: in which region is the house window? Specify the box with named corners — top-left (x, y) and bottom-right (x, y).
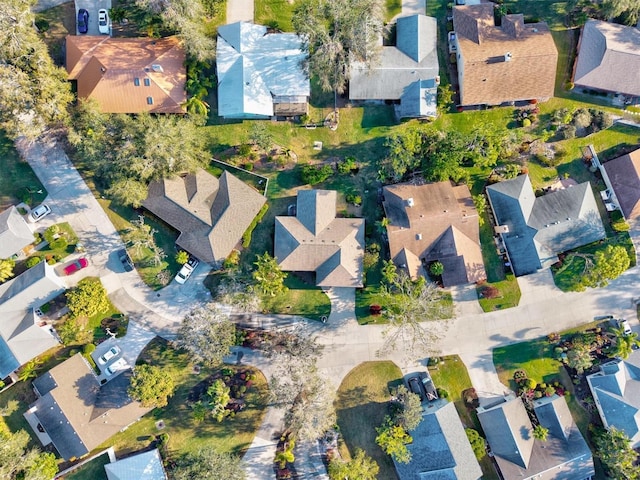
top-left (147, 97), bottom-right (153, 105)
top-left (144, 78), bottom-right (151, 87)
top-left (134, 78), bottom-right (140, 86)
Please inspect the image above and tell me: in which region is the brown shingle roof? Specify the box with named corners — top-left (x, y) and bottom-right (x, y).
top-left (65, 35), bottom-right (186, 113)
top-left (603, 147), bottom-right (640, 220)
top-left (143, 169), bottom-right (266, 265)
top-left (453, 3), bottom-right (558, 106)
top-left (383, 182), bottom-right (486, 286)
top-left (274, 190), bottom-right (365, 288)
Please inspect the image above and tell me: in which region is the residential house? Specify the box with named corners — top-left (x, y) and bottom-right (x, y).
top-left (216, 22), bottom-right (310, 119)
top-left (0, 262), bottom-right (64, 380)
top-left (0, 206), bottom-right (34, 258)
top-left (382, 182), bottom-right (486, 286)
top-left (105, 449), bottom-right (167, 480)
top-left (573, 20), bottom-right (640, 100)
top-left (143, 168), bottom-right (266, 267)
top-left (600, 147), bottom-right (640, 220)
top-left (25, 353), bottom-right (151, 460)
top-left (453, 3), bottom-right (558, 107)
top-left (274, 190), bottom-right (365, 288)
top-left (477, 395), bottom-right (595, 479)
top-left (393, 400), bottom-right (482, 480)
top-left (586, 349), bottom-right (640, 448)
top-left (349, 14), bottom-right (440, 119)
top-left (65, 35), bottom-right (186, 113)
top-left (486, 174), bottom-right (606, 277)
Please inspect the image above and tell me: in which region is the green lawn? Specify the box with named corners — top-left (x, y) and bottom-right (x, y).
top-left (477, 274), bottom-right (522, 312)
top-left (254, 0), bottom-right (295, 31)
top-left (0, 131), bottom-right (47, 210)
top-left (335, 361), bottom-right (403, 480)
top-left (97, 338), bottom-right (268, 458)
top-left (64, 452), bottom-right (110, 480)
top-left (355, 286), bottom-right (388, 325)
top-left (262, 275), bottom-right (331, 321)
top-left (428, 356), bottom-right (499, 480)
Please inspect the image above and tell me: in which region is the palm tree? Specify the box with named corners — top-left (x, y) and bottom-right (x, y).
top-left (610, 327), bottom-right (640, 359)
top-left (183, 96), bottom-right (210, 117)
top-left (533, 425), bottom-right (549, 441)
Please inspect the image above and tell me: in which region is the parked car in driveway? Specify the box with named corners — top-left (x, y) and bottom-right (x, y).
top-left (98, 9), bottom-right (109, 34)
top-left (105, 358), bottom-right (129, 376)
top-left (175, 256), bottom-right (199, 284)
top-left (77, 9), bottom-right (89, 34)
top-left (618, 319), bottom-right (632, 335)
top-left (419, 371), bottom-right (438, 401)
top-left (407, 376), bottom-right (425, 401)
top-left (117, 248), bottom-right (134, 272)
top-left (98, 346), bottom-right (120, 365)
top-left (29, 204), bottom-right (51, 222)
top-left (63, 257), bottom-right (89, 276)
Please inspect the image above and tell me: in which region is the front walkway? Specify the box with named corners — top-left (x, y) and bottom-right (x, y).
top-left (227, 0), bottom-right (254, 23)
top-left (460, 352), bottom-right (512, 407)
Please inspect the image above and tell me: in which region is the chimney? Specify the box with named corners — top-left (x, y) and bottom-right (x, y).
top-left (407, 197), bottom-right (415, 207)
top-left (505, 52), bottom-right (513, 62)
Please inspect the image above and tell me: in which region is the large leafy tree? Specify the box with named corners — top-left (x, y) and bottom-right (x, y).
top-left (375, 416), bottom-right (412, 464)
top-left (293, 0), bottom-right (384, 96)
top-left (593, 427), bottom-right (640, 480)
top-left (175, 305), bottom-right (236, 367)
top-left (0, 259), bottom-right (15, 283)
top-left (0, 428), bottom-right (58, 480)
top-left (172, 447), bottom-right (245, 480)
top-left (65, 278), bottom-right (110, 320)
top-left (128, 364), bottom-right (176, 408)
top-left (252, 253), bottom-right (287, 297)
top-left (328, 448), bottom-right (379, 480)
top-left (393, 385), bottom-right (423, 432)
top-left (0, 0), bottom-right (73, 139)
top-left (602, 0), bottom-right (640, 25)
top-left (465, 428), bottom-right (486, 460)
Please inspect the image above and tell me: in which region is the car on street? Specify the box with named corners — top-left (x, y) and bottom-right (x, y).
top-left (175, 256), bottom-right (199, 284)
top-left (98, 9), bottom-right (109, 34)
top-left (63, 257), bottom-right (89, 276)
top-left (29, 204), bottom-right (51, 222)
top-left (619, 319), bottom-right (632, 335)
top-left (98, 346), bottom-right (120, 365)
top-left (117, 248), bottom-right (134, 272)
top-left (407, 376), bottom-right (425, 401)
top-left (77, 9), bottom-right (89, 34)
top-left (105, 357), bottom-right (129, 376)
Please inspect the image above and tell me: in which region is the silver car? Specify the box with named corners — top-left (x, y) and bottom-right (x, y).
top-left (29, 204), bottom-right (51, 222)
top-left (98, 346), bottom-right (120, 365)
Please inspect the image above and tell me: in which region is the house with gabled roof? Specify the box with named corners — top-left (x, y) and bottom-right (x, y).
top-left (573, 20), bottom-right (640, 99)
top-left (216, 22), bottom-right (310, 119)
top-left (453, 2), bottom-right (558, 107)
top-left (600, 147), bottom-right (640, 220)
top-left (0, 262), bottom-right (64, 380)
top-left (65, 35), bottom-right (186, 114)
top-left (143, 168), bottom-right (266, 267)
top-left (349, 14), bottom-right (440, 119)
top-left (477, 395), bottom-right (594, 480)
top-left (586, 349), bottom-right (640, 448)
top-left (486, 174), bottom-right (605, 277)
top-left (394, 400), bottom-right (482, 480)
top-left (25, 353), bottom-right (151, 460)
top-left (105, 449), bottom-right (167, 480)
top-left (274, 190), bottom-right (364, 288)
top-left (0, 206), bottom-right (33, 259)
top-left (382, 181), bottom-right (486, 286)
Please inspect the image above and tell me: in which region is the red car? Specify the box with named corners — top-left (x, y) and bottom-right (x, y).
top-left (63, 257), bottom-right (89, 276)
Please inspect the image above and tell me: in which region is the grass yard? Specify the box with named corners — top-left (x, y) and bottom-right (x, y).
top-left (0, 131), bottom-right (47, 210)
top-left (427, 356), bottom-right (499, 480)
top-left (355, 286), bottom-right (388, 325)
top-left (254, 0), bottom-right (295, 31)
top-left (96, 338), bottom-right (268, 458)
top-left (477, 274), bottom-right (522, 312)
top-left (262, 275), bottom-right (331, 321)
top-left (335, 361), bottom-right (403, 480)
top-left (63, 452), bottom-right (110, 480)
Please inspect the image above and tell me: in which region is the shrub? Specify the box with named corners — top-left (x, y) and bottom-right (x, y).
top-left (465, 428), bottom-right (486, 460)
top-left (83, 343), bottom-right (96, 354)
top-left (369, 304), bottom-right (382, 315)
top-left (301, 164), bottom-right (333, 185)
top-left (44, 225), bottom-right (59, 244)
top-left (237, 144), bottom-right (252, 156)
top-left (524, 378), bottom-right (537, 391)
top-left (223, 249), bottom-right (241, 270)
top-left (49, 237), bottom-right (68, 250)
top-left (26, 257), bottom-right (42, 268)
top-left (572, 108), bottom-right (592, 129)
top-left (480, 285), bottom-right (500, 299)
top-left (436, 388), bottom-right (449, 399)
top-left (345, 193), bottom-right (362, 205)
top-left (337, 156), bottom-right (357, 175)
top-left (545, 386), bottom-right (556, 396)
top-left (560, 125), bottom-right (576, 139)
top-left (241, 203), bottom-right (269, 248)
top-left (522, 118), bottom-right (531, 127)
top-left (429, 261), bottom-right (444, 276)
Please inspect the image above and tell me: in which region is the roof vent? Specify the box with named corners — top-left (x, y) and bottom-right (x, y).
top-left (151, 64), bottom-right (164, 73)
top-left (505, 52), bottom-right (513, 62)
top-left (416, 233), bottom-right (422, 240)
top-left (407, 197), bottom-right (415, 207)
top-left (435, 75), bottom-right (440, 85)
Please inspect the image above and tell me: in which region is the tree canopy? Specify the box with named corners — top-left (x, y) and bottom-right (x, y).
top-left (593, 427), bottom-right (640, 480)
top-left (328, 448), bottom-right (379, 480)
top-left (293, 0), bottom-right (384, 95)
top-left (392, 385), bottom-right (423, 432)
top-left (175, 304), bottom-right (237, 367)
top-left (128, 364), bottom-right (176, 408)
top-left (375, 416), bottom-right (412, 464)
top-left (602, 0), bottom-right (640, 25)
top-left (0, 259), bottom-right (15, 283)
top-left (252, 253), bottom-right (287, 297)
top-left (65, 278), bottom-right (110, 319)
top-left (0, 428), bottom-right (58, 480)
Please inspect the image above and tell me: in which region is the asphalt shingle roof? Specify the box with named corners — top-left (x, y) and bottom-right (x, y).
top-left (573, 20), bottom-right (640, 96)
top-left (602, 147), bottom-right (640, 220)
top-left (0, 206), bottom-right (33, 258)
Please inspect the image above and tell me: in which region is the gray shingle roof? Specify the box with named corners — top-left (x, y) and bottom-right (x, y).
top-left (587, 350), bottom-right (640, 448)
top-left (0, 262), bottom-right (65, 378)
top-left (105, 449), bottom-right (167, 480)
top-left (0, 206), bottom-right (33, 258)
top-left (394, 401), bottom-right (482, 480)
top-left (143, 169), bottom-right (266, 266)
top-left (602, 147), bottom-right (640, 220)
top-left (349, 15), bottom-right (439, 118)
top-left (274, 190), bottom-right (365, 287)
top-left (486, 175), bottom-right (605, 276)
top-left (573, 20), bottom-right (640, 96)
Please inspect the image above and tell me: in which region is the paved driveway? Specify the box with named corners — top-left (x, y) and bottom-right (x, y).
top-left (75, 0), bottom-right (112, 36)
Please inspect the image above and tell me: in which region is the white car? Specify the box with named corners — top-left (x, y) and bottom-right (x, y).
top-left (448, 32), bottom-right (457, 54)
top-left (98, 346), bottom-right (120, 365)
top-left (29, 204), bottom-right (51, 222)
top-left (105, 358), bottom-right (129, 376)
top-left (175, 256), bottom-right (199, 284)
top-left (98, 9), bottom-right (109, 35)
top-left (618, 319), bottom-right (632, 335)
